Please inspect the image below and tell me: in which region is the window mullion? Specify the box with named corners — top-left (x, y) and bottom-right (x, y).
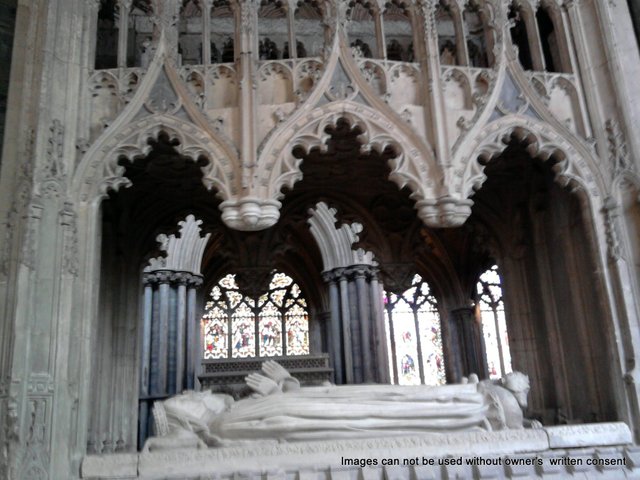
top-left (493, 307), bottom-right (506, 377)
top-left (413, 308), bottom-right (426, 384)
top-left (386, 302), bottom-right (399, 384)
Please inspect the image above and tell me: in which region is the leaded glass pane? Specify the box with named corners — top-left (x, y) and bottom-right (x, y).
top-left (202, 271), bottom-right (310, 360)
top-left (384, 274), bottom-right (445, 386)
top-left (203, 306), bottom-right (228, 359)
top-left (231, 303), bottom-right (255, 358)
top-left (391, 299), bottom-right (420, 385)
top-left (417, 303), bottom-right (446, 385)
top-left (477, 265), bottom-right (512, 380)
top-left (259, 302), bottom-right (283, 356)
top-left (285, 304), bottom-right (309, 355)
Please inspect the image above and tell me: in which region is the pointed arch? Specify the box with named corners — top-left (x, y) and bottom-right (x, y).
top-left (256, 100), bottom-right (439, 209)
top-left (72, 114), bottom-right (237, 205)
top-left (457, 115), bottom-right (607, 203)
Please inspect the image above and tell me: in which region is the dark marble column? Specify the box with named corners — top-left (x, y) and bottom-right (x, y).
top-left (322, 265), bottom-right (390, 384)
top-left (448, 306), bottom-right (488, 381)
top-left (138, 270), bottom-right (203, 447)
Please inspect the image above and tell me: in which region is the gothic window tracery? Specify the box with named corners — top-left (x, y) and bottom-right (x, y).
top-left (476, 265), bottom-right (512, 379)
top-left (384, 274), bottom-right (446, 386)
top-left (202, 272), bottom-right (310, 359)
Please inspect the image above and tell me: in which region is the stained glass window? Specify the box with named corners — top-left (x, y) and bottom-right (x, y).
top-left (202, 272), bottom-right (310, 359)
top-left (477, 265), bottom-right (512, 379)
top-left (384, 274), bottom-right (446, 385)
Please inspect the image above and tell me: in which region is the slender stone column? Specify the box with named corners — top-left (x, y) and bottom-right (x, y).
top-left (353, 266), bottom-right (374, 383)
top-left (175, 274), bottom-right (188, 394)
top-left (202, 0), bottom-right (212, 64)
top-left (140, 282), bottom-right (154, 397)
top-left (337, 269), bottom-right (353, 383)
top-left (186, 280), bottom-right (200, 390)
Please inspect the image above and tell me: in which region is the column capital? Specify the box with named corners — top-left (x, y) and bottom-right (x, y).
top-left (143, 270), bottom-right (204, 287)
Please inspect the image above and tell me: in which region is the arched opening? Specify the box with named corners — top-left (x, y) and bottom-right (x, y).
top-left (94, 0), bottom-right (153, 69)
top-left (210, 0), bottom-right (234, 64)
top-left (294, 0), bottom-right (325, 58)
top-left (469, 139), bottom-right (617, 425)
top-left (509, 4), bottom-right (534, 71)
top-left (383, 1), bottom-right (414, 62)
top-left (95, 0), bottom-right (118, 69)
top-left (348, 1), bottom-right (378, 59)
top-left (179, 0), bottom-right (203, 65)
top-left (536, 6), bottom-right (560, 73)
top-left (258, 1), bottom-right (288, 60)
top-left (436, 1), bottom-right (460, 66)
top-left (463, 2), bottom-right (489, 68)
top-left (87, 133), bottom-right (217, 454)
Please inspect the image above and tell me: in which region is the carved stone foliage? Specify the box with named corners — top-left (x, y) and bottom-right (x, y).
top-left (1, 129), bottom-right (35, 277)
top-left (43, 120), bottom-right (65, 187)
top-left (59, 202), bottom-right (79, 277)
top-left (294, 59), bottom-right (325, 104)
top-left (308, 202), bottom-right (377, 271)
top-left (19, 396), bottom-right (51, 480)
top-left (144, 214), bottom-right (211, 275)
top-left (605, 118), bottom-right (632, 180)
top-left (602, 197), bottom-right (622, 262)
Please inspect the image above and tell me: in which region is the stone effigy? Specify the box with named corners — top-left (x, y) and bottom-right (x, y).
top-left (143, 361), bottom-right (539, 451)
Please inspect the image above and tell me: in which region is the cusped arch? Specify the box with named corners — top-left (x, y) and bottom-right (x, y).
top-left (73, 114), bottom-right (238, 205)
top-left (256, 100), bottom-right (439, 205)
top-left (457, 115), bottom-right (606, 202)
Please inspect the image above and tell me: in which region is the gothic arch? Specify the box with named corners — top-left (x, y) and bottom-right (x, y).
top-left (457, 115), bottom-right (607, 203)
top-left (72, 114), bottom-right (238, 205)
top-left (256, 101), bottom-right (439, 210)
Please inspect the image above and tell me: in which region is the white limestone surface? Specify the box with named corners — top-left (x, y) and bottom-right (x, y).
top-left (545, 422), bottom-right (632, 448)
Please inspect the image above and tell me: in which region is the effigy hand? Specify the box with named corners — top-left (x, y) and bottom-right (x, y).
top-left (245, 372), bottom-right (281, 396)
top-left (261, 360), bottom-right (292, 383)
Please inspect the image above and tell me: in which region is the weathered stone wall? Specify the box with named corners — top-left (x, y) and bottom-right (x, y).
top-left (0, 0), bottom-right (16, 169)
